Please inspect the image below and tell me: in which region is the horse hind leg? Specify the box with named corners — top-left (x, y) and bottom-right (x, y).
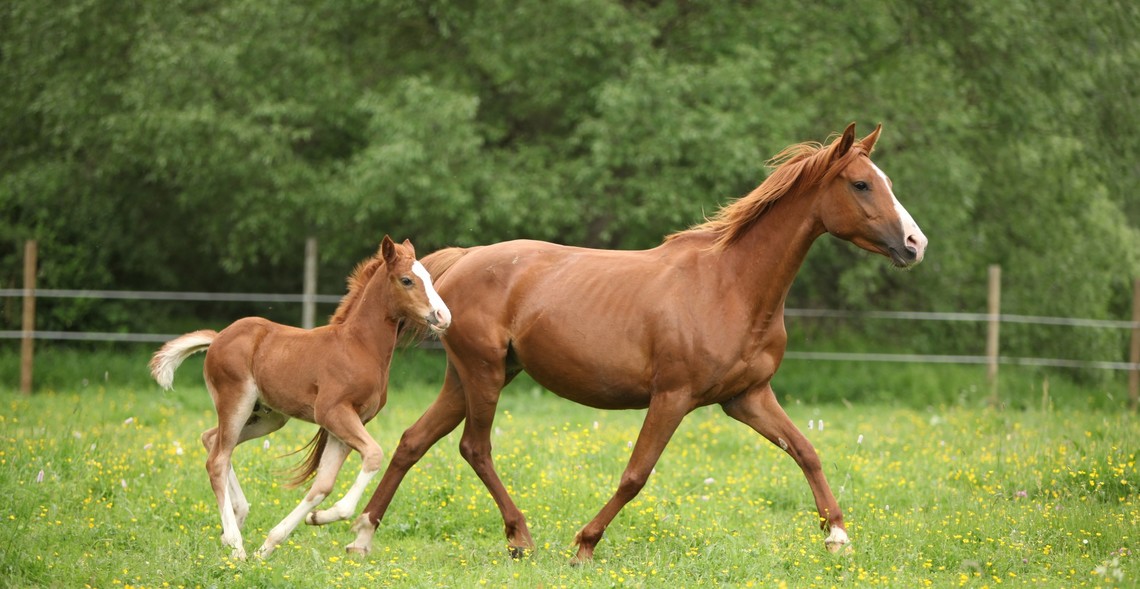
top-left (720, 384), bottom-right (848, 553)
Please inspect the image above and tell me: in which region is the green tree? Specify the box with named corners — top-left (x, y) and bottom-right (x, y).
top-left (2, 0), bottom-right (1137, 380)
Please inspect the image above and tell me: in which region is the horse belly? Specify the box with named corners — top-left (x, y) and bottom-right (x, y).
top-left (512, 335), bottom-right (653, 410)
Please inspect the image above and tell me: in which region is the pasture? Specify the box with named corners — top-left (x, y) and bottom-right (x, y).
top-left (0, 348), bottom-right (1136, 587)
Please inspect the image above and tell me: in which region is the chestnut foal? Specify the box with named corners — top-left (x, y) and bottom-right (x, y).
top-left (150, 236), bottom-right (450, 559)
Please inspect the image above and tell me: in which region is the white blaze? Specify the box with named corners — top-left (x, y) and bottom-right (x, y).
top-left (412, 261), bottom-right (451, 324)
top-left (872, 162), bottom-right (927, 257)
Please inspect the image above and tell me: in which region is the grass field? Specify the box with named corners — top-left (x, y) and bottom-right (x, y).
top-left (1, 347), bottom-right (1137, 587)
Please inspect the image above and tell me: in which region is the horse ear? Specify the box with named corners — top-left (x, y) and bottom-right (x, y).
top-left (834, 123), bottom-right (857, 159)
top-left (402, 238), bottom-right (415, 257)
top-left (859, 123), bottom-right (883, 154)
top-left (380, 235), bottom-right (398, 266)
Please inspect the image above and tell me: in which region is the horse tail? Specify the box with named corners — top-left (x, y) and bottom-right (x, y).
top-left (285, 427), bottom-right (329, 489)
top-left (149, 330), bottom-right (217, 390)
top-left (398, 246), bottom-right (476, 344)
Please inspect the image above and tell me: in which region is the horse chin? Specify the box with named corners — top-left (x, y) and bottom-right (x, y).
top-left (887, 246), bottom-right (922, 269)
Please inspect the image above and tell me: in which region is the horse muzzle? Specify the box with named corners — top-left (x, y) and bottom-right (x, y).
top-left (888, 229), bottom-right (927, 268)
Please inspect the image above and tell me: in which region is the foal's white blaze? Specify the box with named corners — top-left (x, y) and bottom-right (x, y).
top-left (872, 162), bottom-right (927, 261)
top-left (412, 261), bottom-right (451, 327)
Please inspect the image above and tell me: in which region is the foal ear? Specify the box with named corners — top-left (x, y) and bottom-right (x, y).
top-left (380, 235), bottom-right (399, 266)
top-left (402, 238), bottom-right (415, 257)
top-left (833, 122), bottom-right (857, 160)
top-left (859, 123), bottom-right (883, 154)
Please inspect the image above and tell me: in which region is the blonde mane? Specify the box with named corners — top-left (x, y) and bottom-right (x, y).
top-left (328, 254), bottom-right (385, 324)
top-left (668, 134), bottom-right (866, 249)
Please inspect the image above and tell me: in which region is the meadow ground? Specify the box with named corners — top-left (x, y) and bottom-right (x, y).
top-left (0, 348), bottom-right (1136, 588)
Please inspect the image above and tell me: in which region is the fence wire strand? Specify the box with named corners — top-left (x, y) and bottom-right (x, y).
top-left (3, 289), bottom-right (1138, 371)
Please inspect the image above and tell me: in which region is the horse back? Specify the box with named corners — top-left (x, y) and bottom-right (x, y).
top-left (433, 239), bottom-right (769, 408)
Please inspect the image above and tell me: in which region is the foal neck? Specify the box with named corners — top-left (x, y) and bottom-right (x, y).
top-left (338, 271), bottom-right (401, 348)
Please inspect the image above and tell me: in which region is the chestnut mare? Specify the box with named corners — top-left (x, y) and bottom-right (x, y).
top-left (149, 236), bottom-right (451, 560)
top-left (349, 124), bottom-right (927, 562)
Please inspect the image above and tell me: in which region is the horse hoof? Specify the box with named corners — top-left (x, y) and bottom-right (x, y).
top-left (346, 545), bottom-right (370, 557)
top-left (507, 545), bottom-right (531, 560)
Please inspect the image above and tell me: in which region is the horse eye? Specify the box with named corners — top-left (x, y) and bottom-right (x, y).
top-left (400, 277), bottom-right (414, 287)
top-left (852, 181), bottom-right (870, 191)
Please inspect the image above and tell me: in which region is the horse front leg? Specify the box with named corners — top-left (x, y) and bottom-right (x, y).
top-left (572, 392), bottom-right (691, 564)
top-left (720, 384), bottom-right (849, 553)
top-left (457, 385), bottom-right (534, 558)
top-left (347, 371), bottom-right (468, 555)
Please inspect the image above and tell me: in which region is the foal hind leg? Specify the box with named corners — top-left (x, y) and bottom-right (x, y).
top-left (348, 369), bottom-right (468, 555)
top-left (201, 428), bottom-right (250, 529)
top-left (202, 407), bottom-right (289, 530)
top-left (571, 392), bottom-right (690, 564)
top-left (721, 384), bottom-right (848, 553)
top-left (203, 381), bottom-right (260, 559)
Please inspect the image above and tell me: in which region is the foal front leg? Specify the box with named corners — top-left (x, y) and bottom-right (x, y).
top-left (721, 384), bottom-right (849, 553)
top-left (306, 416), bottom-right (386, 526)
top-left (255, 436), bottom-right (351, 558)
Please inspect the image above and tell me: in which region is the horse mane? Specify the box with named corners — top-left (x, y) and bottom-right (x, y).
top-left (328, 254), bottom-right (386, 325)
top-left (667, 133), bottom-right (866, 249)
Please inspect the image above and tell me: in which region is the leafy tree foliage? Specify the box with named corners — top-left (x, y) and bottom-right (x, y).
top-left (2, 0), bottom-right (1137, 371)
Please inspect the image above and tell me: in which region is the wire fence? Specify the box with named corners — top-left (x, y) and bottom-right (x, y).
top-left (3, 287), bottom-right (1138, 372)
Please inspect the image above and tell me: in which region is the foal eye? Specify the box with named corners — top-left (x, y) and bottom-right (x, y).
top-left (400, 277), bottom-right (414, 287)
top-left (852, 181), bottom-right (870, 191)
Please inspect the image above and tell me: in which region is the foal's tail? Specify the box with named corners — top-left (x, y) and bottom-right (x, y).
top-left (149, 330), bottom-right (217, 390)
top-left (285, 427), bottom-right (329, 488)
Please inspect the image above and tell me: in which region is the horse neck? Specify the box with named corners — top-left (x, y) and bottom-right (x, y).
top-left (338, 275), bottom-right (400, 355)
top-left (720, 190), bottom-right (825, 317)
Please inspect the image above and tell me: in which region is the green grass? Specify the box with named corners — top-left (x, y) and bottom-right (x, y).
top-left (0, 348), bottom-right (1137, 587)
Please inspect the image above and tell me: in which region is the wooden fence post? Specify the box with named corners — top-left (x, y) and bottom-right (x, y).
top-left (986, 265), bottom-right (1001, 406)
top-left (1129, 277), bottom-right (1139, 412)
top-left (302, 237), bottom-right (317, 329)
top-left (20, 240), bottom-right (37, 395)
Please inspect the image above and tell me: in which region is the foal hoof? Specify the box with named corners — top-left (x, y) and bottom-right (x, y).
top-left (824, 526), bottom-right (851, 554)
top-left (346, 544), bottom-right (370, 557)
